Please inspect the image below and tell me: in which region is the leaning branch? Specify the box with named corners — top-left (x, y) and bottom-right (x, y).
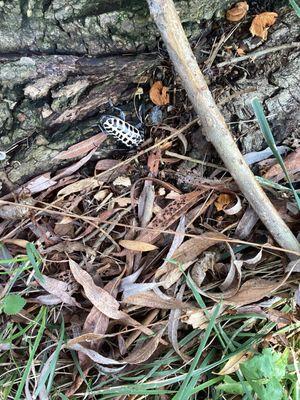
top-left (146, 0), bottom-right (300, 257)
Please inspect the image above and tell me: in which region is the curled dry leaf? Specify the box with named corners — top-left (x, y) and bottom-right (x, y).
top-left (123, 290), bottom-right (189, 310)
top-left (149, 81), bottom-right (170, 106)
top-left (122, 328), bottom-right (165, 364)
top-left (224, 195), bottom-right (242, 215)
top-left (214, 193), bottom-right (235, 212)
top-left (119, 240), bottom-right (158, 252)
top-left (66, 343), bottom-right (126, 365)
top-left (57, 177), bottom-right (100, 197)
top-left (183, 309), bottom-right (208, 330)
top-left (158, 231), bottom-right (226, 289)
top-left (264, 148), bottom-right (300, 181)
top-left (250, 12), bottom-right (278, 40)
top-left (226, 2), bottom-right (249, 22)
top-left (37, 274), bottom-right (80, 308)
top-left (54, 133), bottom-right (107, 160)
top-left (216, 351), bottom-right (253, 375)
top-left (69, 259), bottom-right (154, 336)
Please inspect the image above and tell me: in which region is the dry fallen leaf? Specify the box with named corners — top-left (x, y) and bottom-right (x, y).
top-left (37, 274), bottom-right (80, 308)
top-left (183, 309), bottom-right (208, 329)
top-left (122, 328), bottom-right (165, 364)
top-left (158, 231), bottom-right (226, 289)
top-left (57, 177), bottom-right (100, 197)
top-left (119, 240), bottom-right (158, 252)
top-left (137, 190), bottom-right (206, 245)
top-left (215, 193), bottom-right (235, 212)
top-left (123, 290), bottom-right (189, 310)
top-left (264, 148), bottom-right (300, 181)
top-left (149, 81), bottom-right (170, 106)
top-left (216, 351), bottom-right (253, 375)
top-left (250, 12), bottom-right (278, 40)
top-left (226, 2), bottom-right (249, 22)
top-left (69, 259), bottom-right (154, 336)
top-left (113, 176), bottom-right (131, 187)
top-left (54, 133), bottom-right (107, 160)
top-left (224, 277), bottom-right (284, 306)
top-left (237, 47), bottom-right (246, 56)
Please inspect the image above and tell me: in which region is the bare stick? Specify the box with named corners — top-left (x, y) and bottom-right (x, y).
top-left (146, 0), bottom-right (300, 256)
top-left (217, 42), bottom-right (300, 68)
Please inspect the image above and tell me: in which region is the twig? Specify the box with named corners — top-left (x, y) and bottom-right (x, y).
top-left (146, 0), bottom-right (300, 257)
top-left (1, 199), bottom-right (300, 257)
top-left (165, 150), bottom-right (227, 171)
top-left (217, 42), bottom-right (300, 68)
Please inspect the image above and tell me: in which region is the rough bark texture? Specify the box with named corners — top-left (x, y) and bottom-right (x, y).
top-left (0, 0), bottom-right (234, 188)
top-left (0, 0), bottom-right (234, 55)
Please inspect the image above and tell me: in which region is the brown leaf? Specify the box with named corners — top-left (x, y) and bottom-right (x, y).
top-left (237, 47), bottom-right (246, 56)
top-left (168, 284), bottom-right (191, 361)
top-left (66, 343), bottom-right (126, 365)
top-left (54, 148), bottom-right (97, 180)
top-left (3, 239), bottom-right (29, 248)
top-left (122, 328), bottom-right (165, 364)
top-left (123, 290), bottom-right (189, 309)
top-left (137, 191), bottom-right (205, 245)
top-left (224, 277), bottom-right (285, 306)
top-left (216, 351), bottom-right (253, 375)
top-left (226, 2), bottom-right (249, 22)
top-left (158, 231), bottom-right (226, 289)
top-left (37, 274), bottom-right (80, 307)
top-left (119, 240), bottom-right (158, 252)
top-left (95, 159), bottom-right (122, 171)
top-left (69, 259), bottom-right (154, 336)
top-left (22, 173), bottom-right (57, 194)
top-left (215, 193), bottom-right (235, 212)
top-left (264, 148), bottom-right (300, 181)
top-left (183, 309), bottom-right (208, 329)
top-left (69, 259), bottom-right (122, 319)
top-left (57, 177), bottom-right (101, 197)
top-left (149, 81), bottom-right (170, 106)
top-left (54, 133), bottom-right (107, 160)
top-left (250, 12), bottom-right (278, 40)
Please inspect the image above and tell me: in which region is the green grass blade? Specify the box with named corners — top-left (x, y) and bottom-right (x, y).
top-left (251, 97), bottom-right (300, 209)
top-left (26, 243), bottom-right (45, 282)
top-left (34, 319), bottom-right (65, 397)
top-left (289, 0), bottom-right (300, 17)
top-left (173, 302), bottom-right (221, 399)
top-left (14, 307), bottom-right (47, 400)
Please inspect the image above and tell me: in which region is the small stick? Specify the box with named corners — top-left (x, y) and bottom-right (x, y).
top-left (217, 42), bottom-right (300, 68)
top-left (146, 0), bottom-right (300, 256)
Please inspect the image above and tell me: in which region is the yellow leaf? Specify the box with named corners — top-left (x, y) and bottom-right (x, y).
top-left (119, 240), bottom-right (158, 252)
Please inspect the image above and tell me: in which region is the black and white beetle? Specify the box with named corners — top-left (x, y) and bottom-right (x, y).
top-left (99, 115), bottom-right (144, 148)
top-left (99, 101), bottom-right (145, 148)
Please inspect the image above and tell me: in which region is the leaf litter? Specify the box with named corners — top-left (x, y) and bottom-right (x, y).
top-left (0, 13), bottom-right (299, 397)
